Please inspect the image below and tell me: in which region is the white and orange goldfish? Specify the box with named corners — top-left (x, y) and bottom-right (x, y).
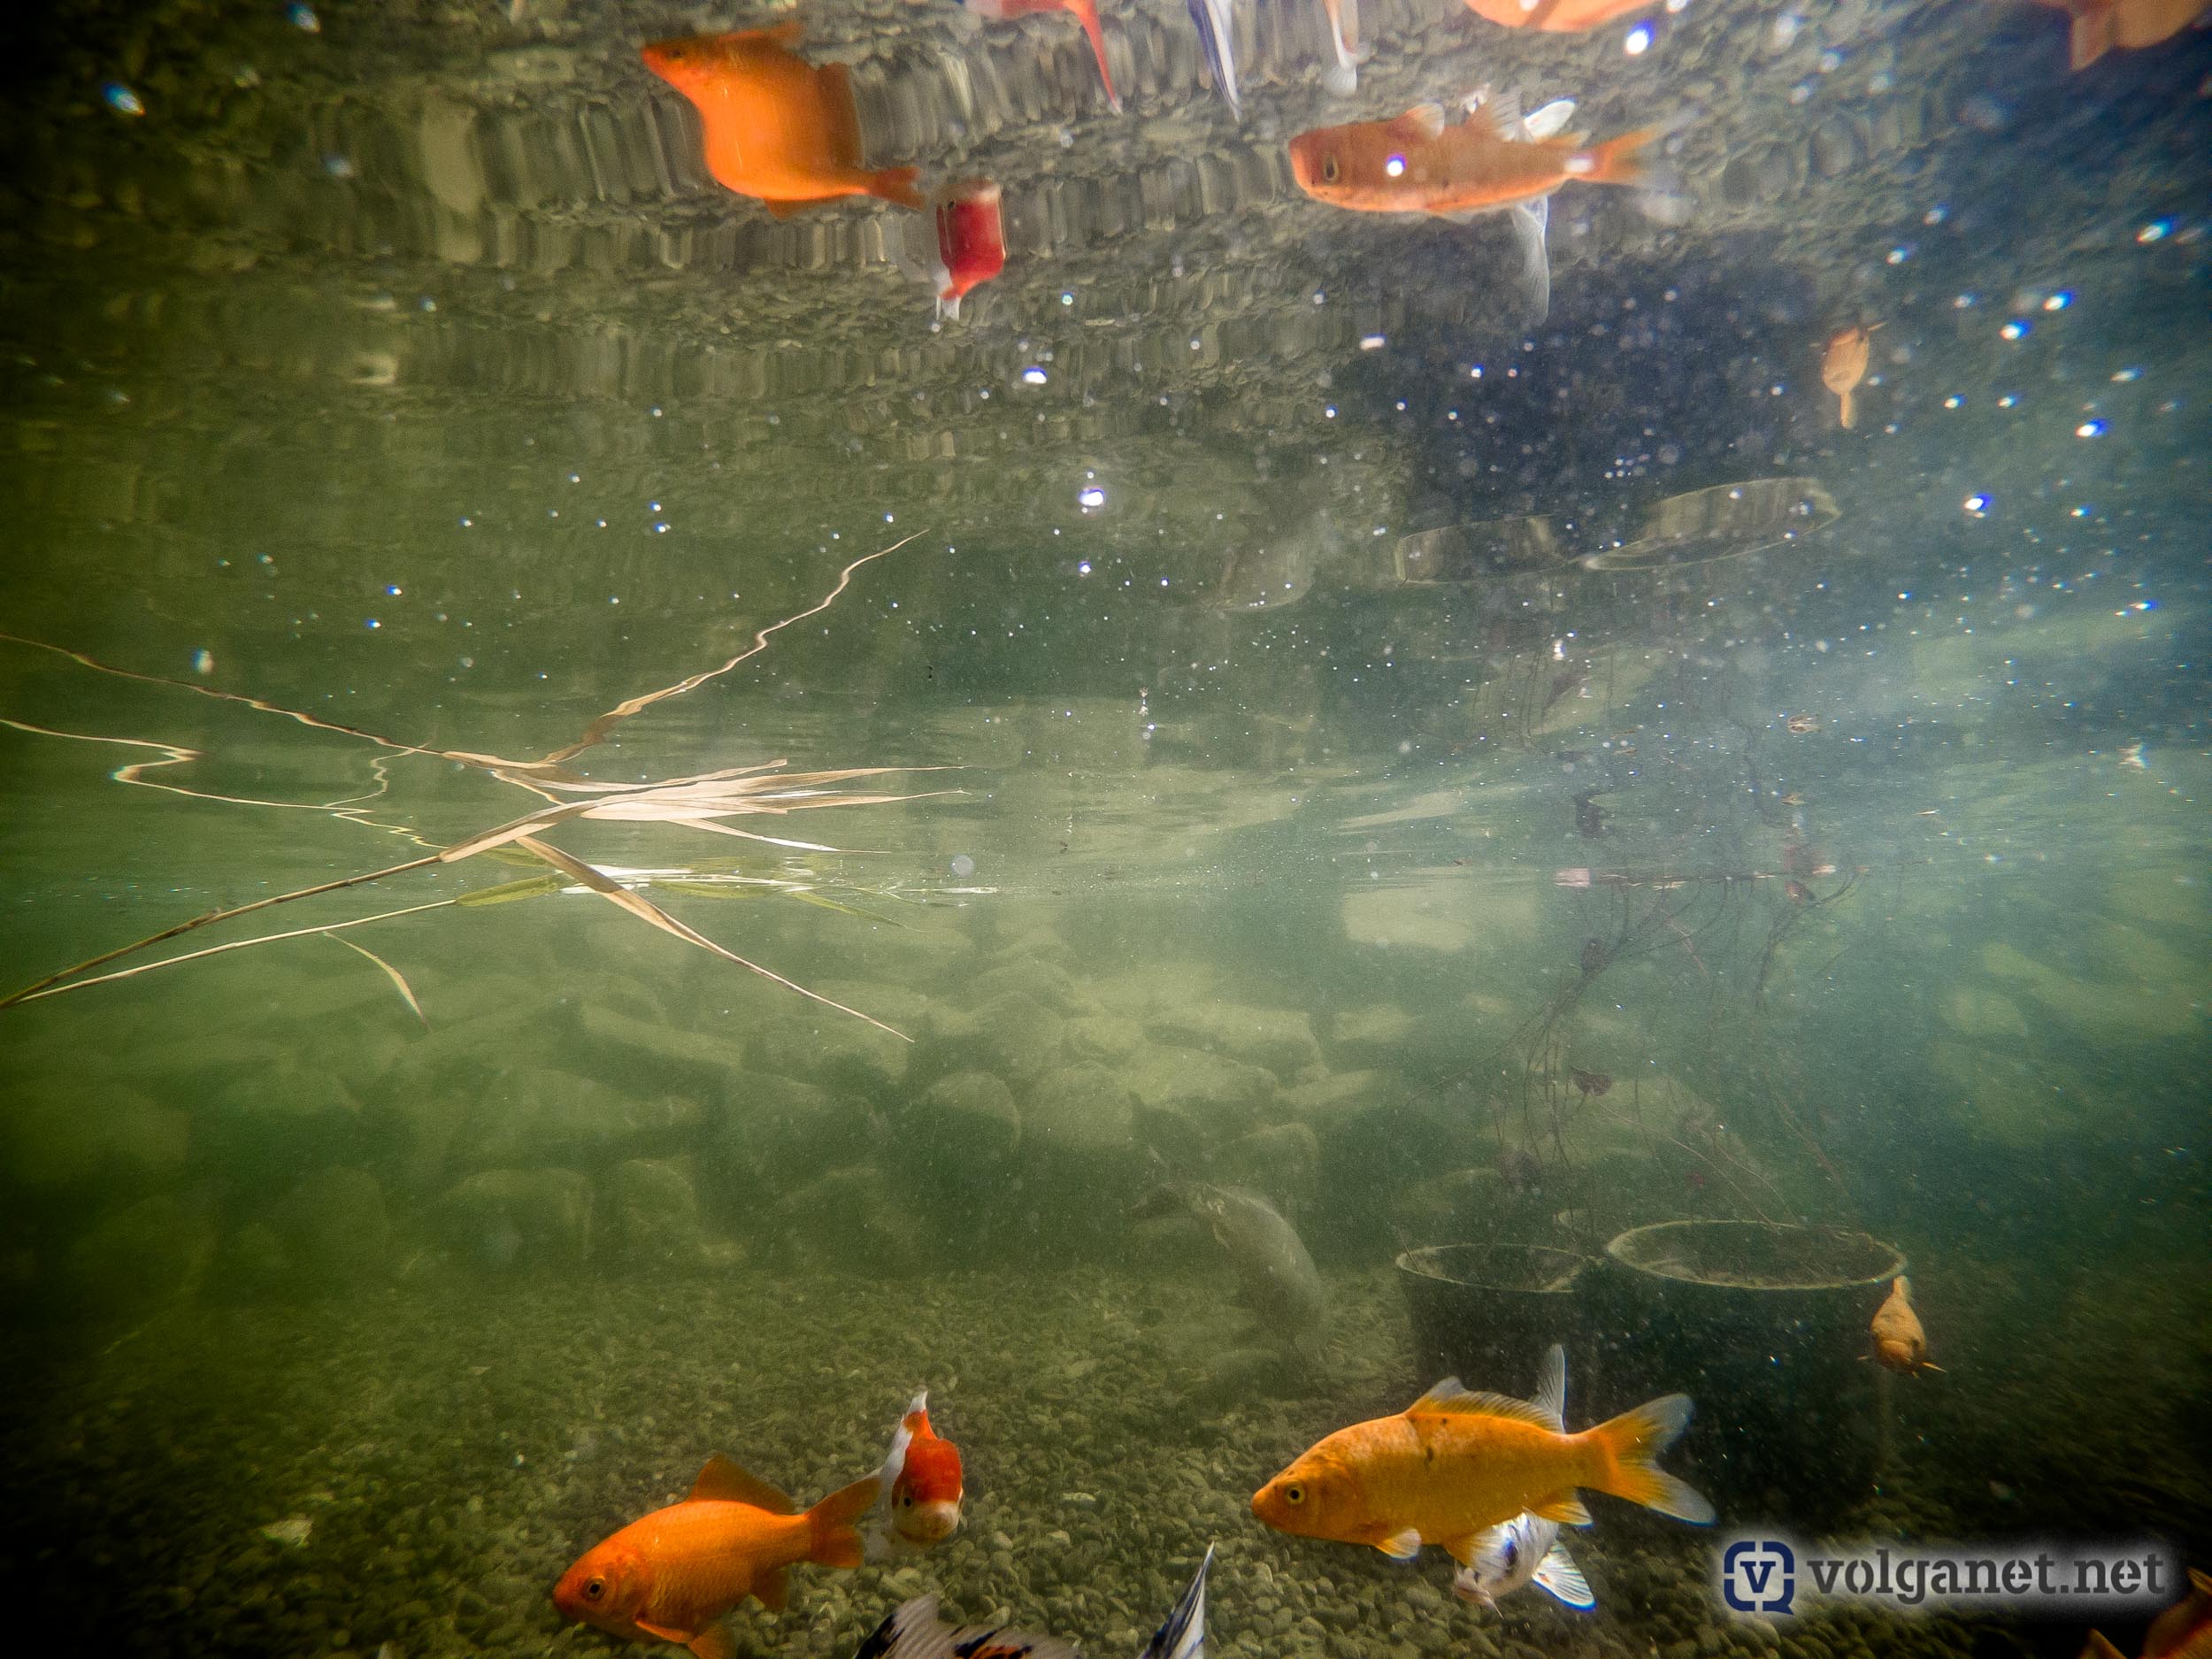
top-left (640, 26), bottom-right (925, 215)
top-left (553, 1455), bottom-right (879, 1659)
top-left (1319, 0), bottom-right (1363, 93)
top-left (870, 1389), bottom-right (966, 1554)
top-left (1252, 1350), bottom-right (1712, 1563)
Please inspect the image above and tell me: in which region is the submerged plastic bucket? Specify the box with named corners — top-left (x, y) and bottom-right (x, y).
top-left (1591, 1220), bottom-right (1908, 1527)
top-left (1394, 1243), bottom-right (1596, 1395)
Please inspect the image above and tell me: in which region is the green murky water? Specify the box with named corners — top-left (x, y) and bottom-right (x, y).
top-left (3, 3), bottom-right (2208, 1657)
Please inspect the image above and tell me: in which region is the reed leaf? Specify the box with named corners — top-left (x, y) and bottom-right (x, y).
top-left (328, 934), bottom-right (429, 1027)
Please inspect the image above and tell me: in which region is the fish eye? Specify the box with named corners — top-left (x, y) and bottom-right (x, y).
top-left (1284, 1483), bottom-right (1305, 1505)
top-left (1320, 156), bottom-right (1340, 184)
top-left (1502, 1540), bottom-right (1518, 1567)
top-left (583, 1578), bottom-right (606, 1601)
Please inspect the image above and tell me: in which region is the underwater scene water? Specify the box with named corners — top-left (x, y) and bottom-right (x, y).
top-left (2, 2), bottom-right (2208, 1657)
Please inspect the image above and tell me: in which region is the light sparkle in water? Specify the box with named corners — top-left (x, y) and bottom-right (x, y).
top-left (1963, 494), bottom-right (1990, 513)
top-left (1384, 155), bottom-right (1406, 177)
top-left (2001, 320), bottom-right (2029, 341)
top-left (288, 4), bottom-right (320, 32)
top-left (2138, 219), bottom-right (2171, 243)
top-left (1078, 486), bottom-right (1106, 509)
top-left (1021, 366), bottom-right (1048, 385)
top-left (1624, 23), bottom-right (1653, 53)
top-left (2076, 419), bottom-right (2107, 438)
top-left (2042, 291), bottom-right (2073, 311)
top-left (103, 83), bottom-right (144, 116)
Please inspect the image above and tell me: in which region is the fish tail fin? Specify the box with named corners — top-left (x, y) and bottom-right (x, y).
top-left (1071, 0), bottom-right (1122, 112)
top-left (1839, 387), bottom-right (1857, 429)
top-left (807, 1473), bottom-right (886, 1570)
top-left (1574, 127), bottom-right (1664, 189)
top-left (872, 166), bottom-right (928, 211)
top-left (2070, 7), bottom-right (2114, 70)
top-left (1507, 197), bottom-right (1550, 326)
top-left (1586, 1394), bottom-right (1716, 1524)
top-left (1893, 1275), bottom-right (1911, 1301)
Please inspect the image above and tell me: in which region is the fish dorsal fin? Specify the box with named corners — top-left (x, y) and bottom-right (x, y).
top-left (759, 19), bottom-right (806, 49)
top-left (1532, 1540), bottom-right (1595, 1609)
top-left (691, 1454), bottom-right (795, 1513)
top-left (1530, 1491), bottom-right (1594, 1526)
top-left (1484, 88), bottom-right (1525, 138)
top-left (1393, 104), bottom-right (1447, 142)
top-left (1530, 1344), bottom-right (1568, 1432)
top-left (1409, 1380), bottom-right (1559, 1430)
top-left (1522, 97), bottom-right (1578, 141)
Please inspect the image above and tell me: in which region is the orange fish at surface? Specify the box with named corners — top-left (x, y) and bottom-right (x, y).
top-left (1252, 1356), bottom-right (1713, 1564)
top-left (1289, 98), bottom-right (1662, 219)
top-left (1868, 1276), bottom-right (1943, 1376)
top-left (640, 25), bottom-right (925, 216)
top-left (928, 180), bottom-right (1006, 321)
top-left (2081, 1566), bottom-right (2212, 1659)
top-left (874, 1389), bottom-right (965, 1551)
top-left (965, 0), bottom-right (1121, 112)
top-left (1822, 323), bottom-right (1878, 429)
top-left (1462, 0), bottom-right (1663, 28)
top-left (2030, 0), bottom-right (2209, 71)
top-left (553, 1455), bottom-right (880, 1659)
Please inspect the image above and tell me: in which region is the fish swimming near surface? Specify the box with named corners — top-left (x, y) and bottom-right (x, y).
top-left (1251, 1348), bottom-right (1713, 1560)
top-left (2081, 1566), bottom-right (2212, 1659)
top-left (1448, 1348), bottom-right (1597, 1612)
top-left (640, 25), bottom-right (926, 215)
top-left (1318, 0), bottom-right (1363, 93)
top-left (964, 0), bottom-right (1121, 112)
top-left (1186, 0), bottom-right (1243, 115)
top-left (928, 180), bottom-right (1006, 321)
top-left (2028, 0), bottom-right (2209, 70)
top-left (1287, 92), bottom-right (1662, 323)
top-left (1133, 1181), bottom-right (1327, 1354)
top-left (1821, 323), bottom-right (1879, 429)
top-left (869, 1389), bottom-right (965, 1555)
top-left (553, 1455), bottom-right (881, 1659)
top-left (855, 1543), bottom-right (1214, 1659)
top-left (1461, 0), bottom-right (1666, 29)
top-left (1867, 1276), bottom-right (1943, 1376)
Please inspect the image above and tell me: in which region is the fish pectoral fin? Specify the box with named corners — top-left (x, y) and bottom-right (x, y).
top-left (1391, 103), bottom-right (1447, 141)
top-left (688, 1625), bottom-right (740, 1659)
top-left (691, 1453), bottom-right (797, 1513)
top-left (1521, 98), bottom-right (1578, 141)
top-left (1440, 1532), bottom-right (1486, 1567)
top-left (634, 1617), bottom-right (700, 1646)
top-left (1373, 1527), bottom-right (1424, 1562)
top-left (1508, 198), bottom-right (1551, 326)
top-left (756, 1564), bottom-right (791, 1612)
top-left (1529, 1491), bottom-right (1594, 1526)
top-left (763, 200), bottom-right (808, 219)
top-left (1532, 1540), bottom-right (1596, 1609)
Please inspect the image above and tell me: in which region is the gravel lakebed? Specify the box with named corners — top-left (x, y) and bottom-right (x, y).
top-left (1, 1265), bottom-right (2008, 1659)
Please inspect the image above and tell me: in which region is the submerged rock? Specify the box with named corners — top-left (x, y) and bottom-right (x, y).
top-left (271, 1166), bottom-right (392, 1289)
top-left (68, 1191), bottom-right (217, 1317)
top-left (438, 1167), bottom-right (593, 1271)
top-left (910, 1070), bottom-right (1023, 1163)
top-left (1145, 1002), bottom-right (1322, 1077)
top-left (770, 1164), bottom-right (926, 1271)
top-left (607, 1157), bottom-right (710, 1270)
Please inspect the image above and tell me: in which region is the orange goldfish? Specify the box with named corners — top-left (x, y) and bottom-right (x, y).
top-left (966, 0), bottom-right (1121, 112)
top-left (873, 1389), bottom-right (965, 1552)
top-left (2083, 1566), bottom-right (2212, 1659)
top-left (1868, 1276), bottom-right (1943, 1376)
top-left (1822, 323), bottom-right (1879, 429)
top-left (553, 1455), bottom-right (880, 1659)
top-left (1289, 96), bottom-right (1661, 219)
top-left (2031, 0), bottom-right (2209, 70)
top-left (640, 26), bottom-right (925, 216)
top-left (1462, 0), bottom-right (1663, 28)
top-left (1251, 1358), bottom-right (1713, 1563)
